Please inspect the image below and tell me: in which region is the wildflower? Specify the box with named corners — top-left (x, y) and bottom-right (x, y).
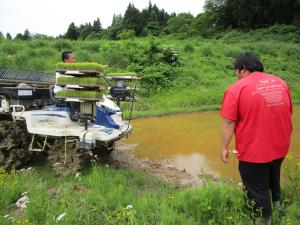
top-left (56, 213), bottom-right (66, 222)
top-left (3, 214), bottom-right (9, 218)
top-left (75, 173), bottom-right (80, 178)
top-left (238, 182), bottom-right (243, 186)
top-left (125, 204), bottom-right (133, 210)
top-left (105, 164), bottom-right (109, 168)
top-left (15, 196), bottom-right (29, 210)
top-left (26, 167), bottom-right (32, 171)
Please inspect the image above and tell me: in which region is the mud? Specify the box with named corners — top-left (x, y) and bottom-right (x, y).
top-left (105, 143), bottom-right (219, 187)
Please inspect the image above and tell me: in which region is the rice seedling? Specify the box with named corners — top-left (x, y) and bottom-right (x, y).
top-left (106, 72), bottom-right (137, 77)
top-left (56, 89), bottom-right (103, 99)
top-left (56, 62), bottom-right (106, 73)
top-left (57, 77), bottom-right (106, 87)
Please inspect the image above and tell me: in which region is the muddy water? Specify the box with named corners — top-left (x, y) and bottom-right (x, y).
top-left (122, 106), bottom-right (300, 183)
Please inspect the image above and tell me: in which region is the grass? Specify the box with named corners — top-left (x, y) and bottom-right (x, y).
top-left (0, 157), bottom-right (299, 225)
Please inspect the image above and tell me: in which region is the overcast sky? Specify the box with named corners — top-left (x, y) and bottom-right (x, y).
top-left (0, 0), bottom-right (205, 37)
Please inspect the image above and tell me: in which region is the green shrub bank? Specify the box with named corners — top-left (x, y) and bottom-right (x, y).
top-left (1, 27), bottom-right (300, 117)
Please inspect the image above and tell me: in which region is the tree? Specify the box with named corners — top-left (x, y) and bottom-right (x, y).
top-left (6, 33), bottom-right (12, 40)
top-left (194, 12), bottom-right (218, 37)
top-left (105, 14), bottom-right (124, 40)
top-left (144, 21), bottom-right (161, 36)
top-left (124, 3), bottom-right (141, 35)
top-left (0, 31), bottom-right (4, 41)
top-left (20, 29), bottom-right (32, 40)
top-left (93, 18), bottom-right (102, 33)
top-left (165, 13), bottom-right (194, 34)
top-left (65, 22), bottom-right (80, 40)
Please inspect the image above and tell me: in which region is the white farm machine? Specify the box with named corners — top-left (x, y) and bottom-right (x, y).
top-left (0, 65), bottom-right (138, 175)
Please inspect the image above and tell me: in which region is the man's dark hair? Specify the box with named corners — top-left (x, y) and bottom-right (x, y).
top-left (234, 52), bottom-right (264, 72)
top-left (62, 50), bottom-right (73, 62)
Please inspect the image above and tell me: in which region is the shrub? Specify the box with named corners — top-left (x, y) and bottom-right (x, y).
top-left (53, 39), bottom-right (72, 50)
top-left (162, 46), bottom-right (181, 66)
top-left (118, 29), bottom-right (135, 40)
top-left (202, 47), bottom-right (213, 57)
top-left (184, 43), bottom-right (195, 53)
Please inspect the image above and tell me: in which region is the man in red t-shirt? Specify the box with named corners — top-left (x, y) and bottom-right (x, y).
top-left (220, 52), bottom-right (293, 225)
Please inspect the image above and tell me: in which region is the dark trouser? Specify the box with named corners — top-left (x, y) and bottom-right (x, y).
top-left (239, 157), bottom-right (284, 219)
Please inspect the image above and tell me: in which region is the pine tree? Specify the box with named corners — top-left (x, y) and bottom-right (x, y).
top-left (6, 33), bottom-right (12, 40)
top-left (65, 22), bottom-right (80, 40)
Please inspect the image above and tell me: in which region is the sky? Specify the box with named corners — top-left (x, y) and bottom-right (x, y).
top-left (0, 0), bottom-right (205, 38)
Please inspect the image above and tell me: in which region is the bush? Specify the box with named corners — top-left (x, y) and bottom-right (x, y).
top-left (184, 43), bottom-right (195, 53)
top-left (53, 39), bottom-right (72, 51)
top-left (118, 29), bottom-right (135, 40)
top-left (162, 46), bottom-right (181, 66)
top-left (202, 47), bottom-right (213, 57)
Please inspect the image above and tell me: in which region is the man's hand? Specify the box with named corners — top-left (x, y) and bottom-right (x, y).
top-left (221, 148), bottom-right (229, 163)
top-left (221, 118), bottom-right (235, 164)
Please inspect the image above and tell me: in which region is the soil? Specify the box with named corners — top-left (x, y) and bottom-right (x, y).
top-left (102, 143), bottom-right (208, 187)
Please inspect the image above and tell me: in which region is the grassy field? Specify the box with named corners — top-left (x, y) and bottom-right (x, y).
top-left (1, 27), bottom-right (300, 224)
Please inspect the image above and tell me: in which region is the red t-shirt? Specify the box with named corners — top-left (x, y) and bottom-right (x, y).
top-left (221, 72), bottom-right (293, 163)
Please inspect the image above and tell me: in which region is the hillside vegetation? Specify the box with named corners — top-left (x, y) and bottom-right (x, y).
top-left (1, 26), bottom-right (300, 117)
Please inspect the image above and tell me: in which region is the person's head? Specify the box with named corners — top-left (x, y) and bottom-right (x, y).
top-left (234, 52), bottom-right (264, 79)
top-left (62, 50), bottom-right (76, 63)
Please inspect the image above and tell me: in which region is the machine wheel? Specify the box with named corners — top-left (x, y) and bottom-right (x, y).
top-left (47, 138), bottom-right (92, 176)
top-left (0, 121), bottom-right (32, 170)
top-left (92, 141), bottom-right (115, 156)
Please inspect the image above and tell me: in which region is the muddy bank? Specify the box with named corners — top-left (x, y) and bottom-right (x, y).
top-left (105, 143), bottom-right (220, 187)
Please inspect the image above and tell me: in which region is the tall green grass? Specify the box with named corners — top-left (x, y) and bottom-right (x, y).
top-left (1, 158), bottom-right (300, 225)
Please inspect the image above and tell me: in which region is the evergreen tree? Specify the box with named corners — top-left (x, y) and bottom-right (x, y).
top-left (23, 29), bottom-right (31, 40)
top-left (6, 33), bottom-right (12, 40)
top-left (93, 18), bottom-right (102, 33)
top-left (0, 31), bottom-right (4, 40)
top-left (105, 14), bottom-right (124, 40)
top-left (65, 22), bottom-right (80, 40)
top-left (124, 3), bottom-right (142, 35)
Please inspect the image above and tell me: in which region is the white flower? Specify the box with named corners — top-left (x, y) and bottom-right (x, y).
top-left (75, 173), bottom-right (80, 178)
top-left (125, 204), bottom-right (133, 210)
top-left (56, 213), bottom-right (66, 222)
top-left (15, 196), bottom-right (30, 210)
top-left (26, 167), bottom-right (32, 171)
top-left (105, 164), bottom-right (109, 168)
top-left (238, 182), bottom-right (243, 186)
top-left (3, 214), bottom-right (9, 218)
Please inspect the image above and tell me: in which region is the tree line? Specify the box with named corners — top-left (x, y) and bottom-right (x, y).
top-left (1, 0), bottom-right (299, 41)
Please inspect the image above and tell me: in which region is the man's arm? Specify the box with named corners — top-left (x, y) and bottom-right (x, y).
top-left (221, 118), bottom-right (236, 163)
